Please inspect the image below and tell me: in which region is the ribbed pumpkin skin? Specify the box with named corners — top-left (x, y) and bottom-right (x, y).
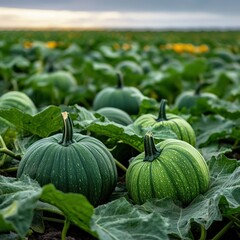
top-left (126, 137), bottom-right (210, 205)
top-left (134, 99), bottom-right (196, 146)
top-left (26, 71), bottom-right (78, 105)
top-left (17, 124), bottom-right (118, 206)
top-left (0, 91), bottom-right (37, 115)
top-left (27, 71), bottom-right (77, 92)
top-left (93, 87), bottom-right (142, 115)
top-left (97, 107), bottom-right (133, 126)
top-left (93, 73), bottom-right (143, 115)
top-left (134, 113), bottom-right (196, 146)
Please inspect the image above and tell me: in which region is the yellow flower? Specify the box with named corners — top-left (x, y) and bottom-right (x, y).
top-left (161, 43), bottom-right (209, 54)
top-left (184, 44), bottom-right (196, 54)
top-left (45, 41), bottom-right (58, 49)
top-left (198, 44), bottom-right (209, 53)
top-left (172, 43), bottom-right (185, 53)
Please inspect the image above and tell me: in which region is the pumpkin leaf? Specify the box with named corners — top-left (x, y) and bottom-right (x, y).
top-left (138, 96), bottom-right (158, 115)
top-left (91, 197), bottom-right (169, 240)
top-left (207, 98), bottom-right (240, 119)
top-left (199, 143), bottom-right (232, 161)
top-left (192, 114), bottom-right (235, 147)
top-left (182, 58), bottom-right (207, 80)
top-left (0, 175), bottom-right (42, 237)
top-left (40, 184), bottom-right (97, 238)
top-left (0, 105), bottom-right (62, 137)
top-left (86, 121), bottom-right (145, 152)
top-left (206, 71), bottom-right (238, 99)
top-left (68, 105), bottom-right (144, 152)
top-left (71, 105), bottom-right (178, 152)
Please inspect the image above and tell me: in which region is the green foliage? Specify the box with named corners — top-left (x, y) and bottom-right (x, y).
top-left (0, 176), bottom-right (41, 237)
top-left (41, 184), bottom-right (96, 237)
top-left (0, 105), bottom-right (62, 137)
top-left (0, 30), bottom-right (240, 239)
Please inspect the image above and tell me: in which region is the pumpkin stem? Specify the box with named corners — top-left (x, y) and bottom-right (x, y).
top-left (116, 72), bottom-right (124, 89)
top-left (143, 132), bottom-right (161, 162)
top-left (60, 112), bottom-right (74, 146)
top-left (157, 99), bottom-right (168, 122)
top-left (195, 81), bottom-right (211, 95)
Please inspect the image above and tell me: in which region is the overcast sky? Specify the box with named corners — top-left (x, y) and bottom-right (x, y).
top-left (0, 0), bottom-right (240, 29)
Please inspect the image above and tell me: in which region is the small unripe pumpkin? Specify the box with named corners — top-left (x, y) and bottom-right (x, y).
top-left (25, 70), bottom-right (78, 105)
top-left (134, 99), bottom-right (196, 146)
top-left (93, 73), bottom-right (144, 115)
top-left (0, 91), bottom-right (37, 129)
top-left (175, 83), bottom-right (218, 110)
top-left (0, 91), bottom-right (37, 115)
top-left (96, 107), bottom-right (133, 126)
top-left (17, 112), bottom-right (117, 206)
top-left (126, 132), bottom-right (210, 205)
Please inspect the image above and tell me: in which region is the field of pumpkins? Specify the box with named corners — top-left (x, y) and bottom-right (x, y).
top-left (0, 30), bottom-right (240, 240)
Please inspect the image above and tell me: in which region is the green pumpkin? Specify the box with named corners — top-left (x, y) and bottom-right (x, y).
top-left (0, 91), bottom-right (37, 115)
top-left (134, 99), bottom-right (196, 146)
top-left (17, 112), bottom-right (117, 206)
top-left (126, 132), bottom-right (210, 205)
top-left (93, 73), bottom-right (144, 115)
top-left (25, 70), bottom-right (78, 105)
top-left (116, 60), bottom-right (144, 75)
top-left (96, 107), bottom-right (133, 126)
top-left (175, 83), bottom-right (218, 110)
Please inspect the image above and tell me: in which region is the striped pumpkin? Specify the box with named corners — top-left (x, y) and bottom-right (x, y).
top-left (17, 112), bottom-right (117, 206)
top-left (126, 132), bottom-right (210, 205)
top-left (0, 91), bottom-right (37, 115)
top-left (134, 99), bottom-right (196, 146)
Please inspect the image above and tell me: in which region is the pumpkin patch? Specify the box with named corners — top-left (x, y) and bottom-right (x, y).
top-left (0, 30), bottom-right (239, 240)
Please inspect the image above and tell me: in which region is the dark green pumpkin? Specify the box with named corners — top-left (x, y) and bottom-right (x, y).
top-left (175, 83), bottom-right (218, 110)
top-left (126, 132), bottom-right (210, 205)
top-left (134, 99), bottom-right (196, 146)
top-left (17, 112), bottom-right (117, 206)
top-left (96, 107), bottom-right (133, 126)
top-left (0, 91), bottom-right (37, 115)
top-left (92, 73), bottom-right (144, 115)
top-left (0, 91), bottom-right (37, 129)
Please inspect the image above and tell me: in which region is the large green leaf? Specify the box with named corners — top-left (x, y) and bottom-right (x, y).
top-left (71, 105), bottom-right (178, 152)
top-left (0, 105), bottom-right (62, 137)
top-left (40, 184), bottom-right (97, 237)
top-left (0, 175), bottom-right (41, 237)
top-left (192, 114), bottom-right (235, 147)
top-left (199, 143), bottom-right (232, 161)
top-left (182, 58), bottom-right (207, 80)
top-left (207, 98), bottom-right (240, 119)
top-left (92, 197), bottom-right (169, 240)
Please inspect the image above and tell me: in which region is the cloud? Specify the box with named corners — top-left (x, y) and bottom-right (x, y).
top-left (0, 0), bottom-right (240, 14)
top-left (0, 7), bottom-right (239, 29)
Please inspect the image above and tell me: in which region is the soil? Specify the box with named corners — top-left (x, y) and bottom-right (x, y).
top-left (28, 221), bottom-right (97, 240)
